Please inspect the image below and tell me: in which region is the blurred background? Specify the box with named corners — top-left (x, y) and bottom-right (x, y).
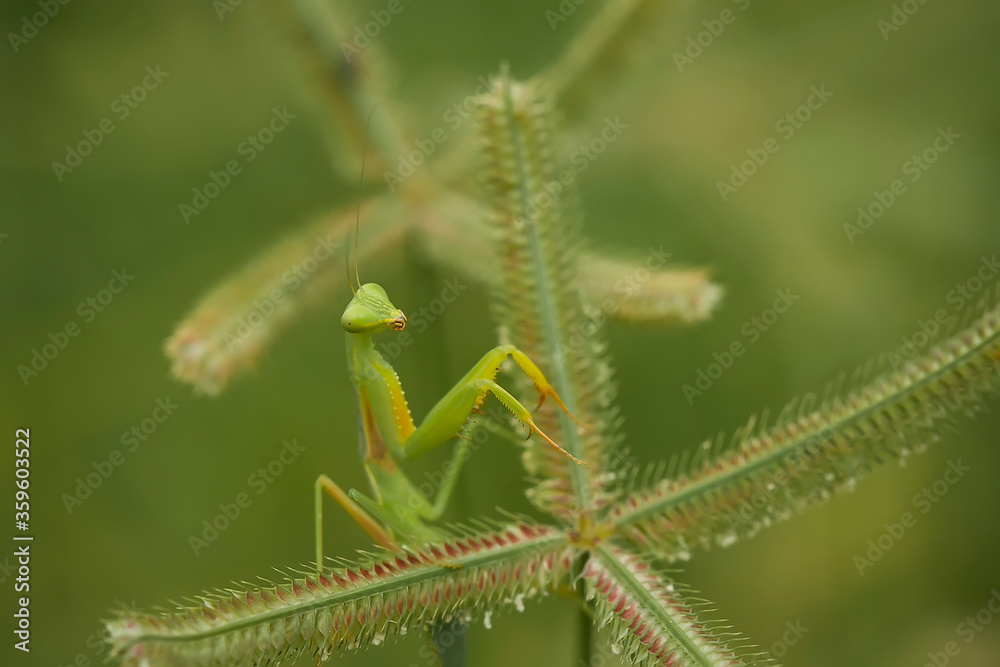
top-left (2, 0), bottom-right (1000, 665)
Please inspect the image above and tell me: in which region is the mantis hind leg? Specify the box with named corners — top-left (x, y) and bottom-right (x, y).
top-left (314, 474), bottom-right (397, 574)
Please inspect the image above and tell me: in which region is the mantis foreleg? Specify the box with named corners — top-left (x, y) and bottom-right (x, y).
top-left (368, 344), bottom-right (584, 465)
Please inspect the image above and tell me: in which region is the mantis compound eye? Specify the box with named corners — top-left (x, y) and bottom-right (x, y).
top-left (342, 304), bottom-right (378, 333)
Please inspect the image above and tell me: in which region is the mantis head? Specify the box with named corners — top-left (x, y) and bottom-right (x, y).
top-left (341, 283), bottom-right (407, 334)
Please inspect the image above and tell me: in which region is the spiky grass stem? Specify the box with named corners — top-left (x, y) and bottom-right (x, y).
top-left (494, 67), bottom-right (592, 510)
top-left (108, 523), bottom-right (572, 666)
top-left (611, 294), bottom-right (1000, 559)
top-left (585, 545), bottom-right (767, 666)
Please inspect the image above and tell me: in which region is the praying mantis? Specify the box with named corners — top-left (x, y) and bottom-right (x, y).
top-left (312, 143), bottom-right (586, 572)
top-left (313, 280), bottom-right (585, 568)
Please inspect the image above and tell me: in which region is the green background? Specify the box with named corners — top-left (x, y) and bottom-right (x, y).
top-left (2, 0), bottom-right (999, 665)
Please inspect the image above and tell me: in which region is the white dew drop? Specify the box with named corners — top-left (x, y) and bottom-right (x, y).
top-left (400, 625), bottom-right (408, 636)
top-left (666, 584), bottom-right (675, 593)
top-left (483, 611), bottom-right (493, 630)
top-left (372, 629), bottom-right (386, 646)
top-left (611, 643), bottom-right (622, 655)
top-left (717, 532), bottom-right (737, 548)
top-left (514, 594), bottom-right (525, 613)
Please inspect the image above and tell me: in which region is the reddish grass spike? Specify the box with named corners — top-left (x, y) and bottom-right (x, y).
top-left (107, 524), bottom-right (573, 665)
top-left (586, 546), bottom-right (761, 667)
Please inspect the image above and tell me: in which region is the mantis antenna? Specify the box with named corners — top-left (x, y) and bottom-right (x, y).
top-left (346, 104), bottom-right (381, 294)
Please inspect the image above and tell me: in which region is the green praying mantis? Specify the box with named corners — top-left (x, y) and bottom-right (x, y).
top-left (312, 148), bottom-right (586, 572)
